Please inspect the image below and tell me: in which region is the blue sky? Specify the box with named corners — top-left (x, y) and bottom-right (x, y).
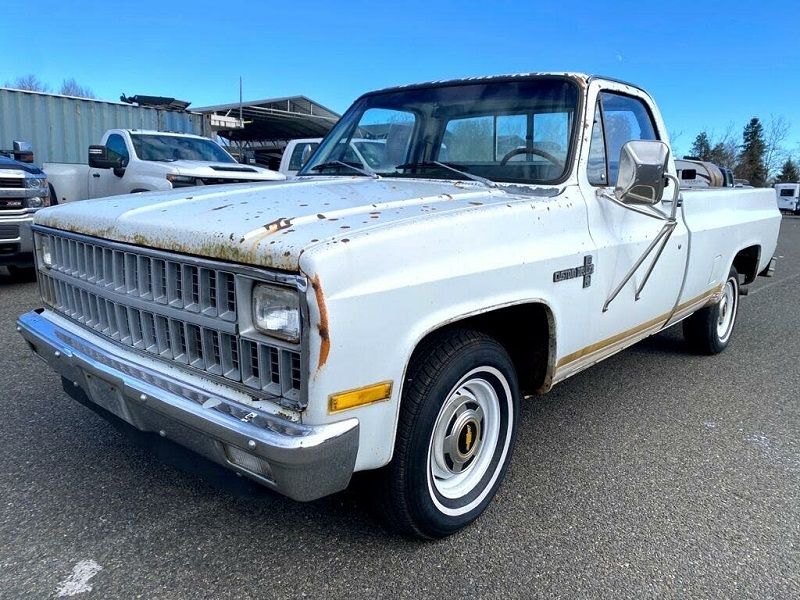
top-left (3, 0), bottom-right (799, 157)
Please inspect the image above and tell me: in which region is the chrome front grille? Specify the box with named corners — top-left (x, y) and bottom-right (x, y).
top-left (36, 230), bottom-right (303, 407)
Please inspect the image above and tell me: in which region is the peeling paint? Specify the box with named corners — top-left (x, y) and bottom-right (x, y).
top-left (262, 217), bottom-right (294, 233)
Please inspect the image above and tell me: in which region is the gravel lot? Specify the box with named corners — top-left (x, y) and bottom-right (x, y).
top-left (1, 218), bottom-right (798, 599)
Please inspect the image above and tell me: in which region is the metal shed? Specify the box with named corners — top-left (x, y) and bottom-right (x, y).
top-left (0, 88), bottom-right (209, 164)
top-left (195, 96), bottom-right (340, 168)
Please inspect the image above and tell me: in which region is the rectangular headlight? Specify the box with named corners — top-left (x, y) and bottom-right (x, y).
top-left (166, 174), bottom-right (197, 188)
top-left (252, 284), bottom-right (300, 343)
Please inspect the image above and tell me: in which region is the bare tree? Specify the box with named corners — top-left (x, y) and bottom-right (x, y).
top-left (669, 129), bottom-right (684, 156)
top-left (3, 74), bottom-right (50, 92)
top-left (59, 78), bottom-right (96, 99)
top-left (706, 122), bottom-right (739, 170)
top-left (763, 114), bottom-right (790, 179)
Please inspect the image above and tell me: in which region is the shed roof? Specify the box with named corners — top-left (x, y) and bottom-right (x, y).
top-left (195, 95), bottom-right (340, 142)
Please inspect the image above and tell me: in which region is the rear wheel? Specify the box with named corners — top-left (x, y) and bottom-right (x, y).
top-left (375, 329), bottom-right (519, 539)
top-left (683, 267), bottom-right (739, 354)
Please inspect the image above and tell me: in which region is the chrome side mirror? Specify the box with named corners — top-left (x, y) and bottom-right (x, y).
top-left (614, 140), bottom-right (670, 205)
top-left (301, 143), bottom-right (314, 166)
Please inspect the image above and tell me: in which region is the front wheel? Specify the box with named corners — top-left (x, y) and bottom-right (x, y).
top-left (683, 267), bottom-right (740, 354)
top-left (375, 329), bottom-right (519, 539)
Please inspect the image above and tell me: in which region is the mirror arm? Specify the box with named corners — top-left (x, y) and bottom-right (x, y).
top-left (599, 190), bottom-right (668, 221)
top-left (663, 173), bottom-right (681, 219)
top-left (634, 221), bottom-right (677, 301)
top-left (602, 221), bottom-right (675, 311)
top-left (600, 173), bottom-right (682, 312)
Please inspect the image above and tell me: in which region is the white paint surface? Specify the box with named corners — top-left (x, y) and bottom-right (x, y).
top-left (56, 560), bottom-right (102, 597)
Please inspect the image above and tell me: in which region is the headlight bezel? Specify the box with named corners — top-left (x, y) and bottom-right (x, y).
top-left (25, 176), bottom-right (46, 189)
top-left (166, 173), bottom-right (198, 188)
top-left (251, 283), bottom-right (301, 343)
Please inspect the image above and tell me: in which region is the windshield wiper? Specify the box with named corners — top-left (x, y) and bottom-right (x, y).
top-left (395, 161), bottom-right (497, 189)
top-left (309, 160), bottom-right (379, 179)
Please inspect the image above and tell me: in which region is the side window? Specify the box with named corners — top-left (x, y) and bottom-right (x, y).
top-left (599, 92), bottom-right (658, 184)
top-left (106, 134), bottom-right (130, 166)
top-left (587, 104), bottom-right (607, 185)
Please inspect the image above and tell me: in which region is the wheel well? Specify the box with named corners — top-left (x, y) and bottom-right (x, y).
top-left (48, 183), bottom-right (59, 205)
top-left (733, 245), bottom-right (761, 284)
top-left (411, 303), bottom-right (555, 396)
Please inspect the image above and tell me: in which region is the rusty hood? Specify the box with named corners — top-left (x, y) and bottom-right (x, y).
top-left (34, 177), bottom-right (532, 271)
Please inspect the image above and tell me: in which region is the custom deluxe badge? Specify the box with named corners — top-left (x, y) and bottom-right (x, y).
top-left (553, 255), bottom-right (595, 288)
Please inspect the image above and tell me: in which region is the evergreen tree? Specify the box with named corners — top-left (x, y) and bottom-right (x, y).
top-left (775, 158), bottom-right (800, 183)
top-left (689, 132), bottom-right (711, 160)
top-left (735, 118), bottom-right (767, 186)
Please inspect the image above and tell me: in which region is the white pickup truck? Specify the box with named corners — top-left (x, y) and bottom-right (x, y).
top-left (278, 137), bottom-right (386, 177)
top-left (18, 73), bottom-right (780, 539)
top-left (45, 129), bottom-right (284, 204)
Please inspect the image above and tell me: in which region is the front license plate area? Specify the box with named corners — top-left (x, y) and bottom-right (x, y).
top-left (84, 372), bottom-right (130, 423)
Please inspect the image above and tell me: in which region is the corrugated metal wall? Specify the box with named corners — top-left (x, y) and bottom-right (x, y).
top-left (0, 89), bottom-right (209, 164)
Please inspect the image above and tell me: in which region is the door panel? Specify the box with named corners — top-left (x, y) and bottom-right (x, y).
top-left (561, 87), bottom-right (688, 377)
top-left (89, 134), bottom-right (130, 199)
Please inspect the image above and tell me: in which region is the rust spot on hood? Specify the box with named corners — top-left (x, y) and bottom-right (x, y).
top-left (310, 274), bottom-right (330, 371)
top-left (262, 217), bottom-right (293, 234)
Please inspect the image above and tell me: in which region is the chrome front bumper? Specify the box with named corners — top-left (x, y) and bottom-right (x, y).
top-left (0, 213), bottom-right (34, 266)
top-left (17, 310), bottom-right (359, 501)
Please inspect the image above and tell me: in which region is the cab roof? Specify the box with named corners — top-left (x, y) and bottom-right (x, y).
top-left (364, 72), bottom-right (645, 97)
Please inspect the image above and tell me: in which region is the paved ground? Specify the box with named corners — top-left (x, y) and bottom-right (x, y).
top-left (1, 218), bottom-right (798, 600)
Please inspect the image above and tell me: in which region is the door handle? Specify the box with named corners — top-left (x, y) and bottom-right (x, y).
top-left (92, 173), bottom-right (100, 178)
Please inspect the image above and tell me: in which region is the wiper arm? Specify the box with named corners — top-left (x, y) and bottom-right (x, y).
top-left (395, 161), bottom-right (497, 189)
top-left (310, 160), bottom-right (379, 179)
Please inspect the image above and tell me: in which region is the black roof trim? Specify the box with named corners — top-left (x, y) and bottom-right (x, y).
top-left (359, 73), bottom-right (584, 101)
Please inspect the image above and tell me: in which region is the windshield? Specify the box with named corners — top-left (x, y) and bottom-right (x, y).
top-left (130, 134), bottom-right (235, 163)
top-left (300, 78), bottom-right (579, 184)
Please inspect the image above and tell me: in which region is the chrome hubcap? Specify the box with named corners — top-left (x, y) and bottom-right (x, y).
top-left (716, 278), bottom-right (737, 342)
top-left (429, 376), bottom-right (500, 500)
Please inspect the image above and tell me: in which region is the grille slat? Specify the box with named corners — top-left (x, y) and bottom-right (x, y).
top-left (36, 231), bottom-right (302, 403)
top-left (0, 177), bottom-right (24, 188)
